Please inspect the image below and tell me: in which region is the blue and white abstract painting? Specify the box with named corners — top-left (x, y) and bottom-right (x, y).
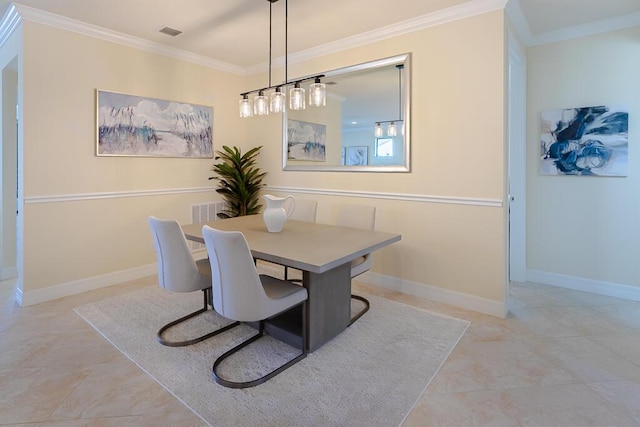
top-left (287, 119), bottom-right (326, 161)
top-left (540, 105), bottom-right (628, 176)
top-left (97, 90), bottom-right (213, 158)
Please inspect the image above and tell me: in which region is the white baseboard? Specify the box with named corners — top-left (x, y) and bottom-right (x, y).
top-left (359, 271), bottom-right (508, 318)
top-left (19, 264), bottom-right (157, 307)
top-left (0, 266), bottom-right (17, 280)
top-left (527, 270), bottom-right (640, 302)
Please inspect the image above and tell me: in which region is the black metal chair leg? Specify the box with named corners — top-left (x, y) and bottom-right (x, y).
top-left (212, 303), bottom-right (308, 389)
top-left (157, 289), bottom-right (240, 347)
top-left (348, 294), bottom-right (370, 326)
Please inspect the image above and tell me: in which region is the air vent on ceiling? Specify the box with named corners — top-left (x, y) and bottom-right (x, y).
top-left (159, 27), bottom-right (182, 37)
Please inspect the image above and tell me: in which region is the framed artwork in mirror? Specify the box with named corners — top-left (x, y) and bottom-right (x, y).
top-left (347, 146), bottom-right (368, 166)
top-left (287, 119), bottom-right (326, 161)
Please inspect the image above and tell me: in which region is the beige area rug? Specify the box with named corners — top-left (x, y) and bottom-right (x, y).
top-left (74, 286), bottom-right (469, 427)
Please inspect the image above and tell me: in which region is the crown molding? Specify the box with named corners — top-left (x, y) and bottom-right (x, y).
top-left (246, 0), bottom-right (510, 75)
top-left (529, 10), bottom-right (640, 46)
top-left (5, 0), bottom-right (638, 75)
top-left (9, 3), bottom-right (245, 75)
top-left (505, 0), bottom-right (533, 46)
top-left (0, 4), bottom-right (22, 49)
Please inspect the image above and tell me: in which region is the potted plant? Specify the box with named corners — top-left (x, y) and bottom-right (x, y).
top-left (208, 145), bottom-right (267, 218)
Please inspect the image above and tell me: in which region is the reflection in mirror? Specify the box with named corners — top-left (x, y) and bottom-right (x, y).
top-left (283, 54), bottom-right (410, 172)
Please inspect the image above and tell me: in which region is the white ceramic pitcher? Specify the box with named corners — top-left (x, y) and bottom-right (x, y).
top-left (262, 194), bottom-right (296, 233)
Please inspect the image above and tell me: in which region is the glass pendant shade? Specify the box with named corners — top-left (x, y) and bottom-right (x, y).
top-left (254, 91), bottom-right (269, 116)
top-left (239, 95), bottom-right (253, 118)
top-left (290, 83), bottom-right (305, 110)
top-left (374, 123), bottom-right (383, 138)
top-left (387, 122), bottom-right (397, 137)
top-left (309, 78), bottom-right (326, 107)
top-left (270, 87), bottom-right (285, 113)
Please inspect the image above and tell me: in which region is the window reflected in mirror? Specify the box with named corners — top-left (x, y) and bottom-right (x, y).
top-left (283, 54), bottom-right (410, 172)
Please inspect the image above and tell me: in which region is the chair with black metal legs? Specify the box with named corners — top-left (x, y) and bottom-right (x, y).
top-left (147, 216), bottom-right (240, 347)
top-left (335, 204), bottom-right (376, 325)
top-left (202, 225), bottom-right (308, 389)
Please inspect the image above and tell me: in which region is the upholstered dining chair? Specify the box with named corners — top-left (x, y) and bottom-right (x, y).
top-left (202, 225), bottom-right (308, 389)
top-left (284, 199), bottom-right (318, 280)
top-left (147, 216), bottom-right (240, 347)
top-left (335, 204), bottom-right (376, 324)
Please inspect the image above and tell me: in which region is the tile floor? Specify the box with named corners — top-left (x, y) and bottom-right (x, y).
top-left (1, 276), bottom-right (639, 426)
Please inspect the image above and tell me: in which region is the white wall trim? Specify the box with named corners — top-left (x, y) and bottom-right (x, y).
top-left (24, 187), bottom-right (214, 204)
top-left (360, 271), bottom-right (507, 318)
top-left (527, 269), bottom-right (640, 302)
top-left (0, 4), bottom-right (22, 48)
top-left (18, 263), bottom-right (156, 307)
top-left (265, 186), bottom-right (503, 208)
top-left (529, 11), bottom-right (640, 47)
top-left (6, 0), bottom-right (508, 77)
top-left (505, 0), bottom-right (533, 46)
top-left (246, 0), bottom-right (508, 74)
top-left (256, 261), bottom-right (506, 317)
top-left (11, 4), bottom-right (244, 75)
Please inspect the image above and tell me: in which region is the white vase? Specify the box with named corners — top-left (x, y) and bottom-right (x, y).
top-left (261, 194), bottom-right (296, 233)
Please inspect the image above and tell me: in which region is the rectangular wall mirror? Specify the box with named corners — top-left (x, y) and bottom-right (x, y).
top-left (283, 53), bottom-right (411, 172)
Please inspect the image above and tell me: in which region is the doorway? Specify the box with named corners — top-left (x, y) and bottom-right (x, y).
top-left (507, 32), bottom-right (527, 299)
top-left (1, 58), bottom-right (18, 282)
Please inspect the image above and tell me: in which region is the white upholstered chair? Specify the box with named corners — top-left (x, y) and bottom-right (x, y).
top-left (202, 225), bottom-right (308, 388)
top-left (147, 216), bottom-right (239, 347)
top-left (335, 204), bottom-right (376, 324)
top-left (284, 199), bottom-right (318, 280)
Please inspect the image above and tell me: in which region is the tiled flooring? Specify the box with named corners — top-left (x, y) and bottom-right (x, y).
top-left (1, 277), bottom-right (639, 426)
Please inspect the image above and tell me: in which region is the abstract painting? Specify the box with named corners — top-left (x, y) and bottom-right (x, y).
top-left (287, 119), bottom-right (326, 161)
top-left (97, 90), bottom-right (213, 158)
top-left (540, 105), bottom-right (628, 176)
top-left (347, 146), bottom-right (368, 166)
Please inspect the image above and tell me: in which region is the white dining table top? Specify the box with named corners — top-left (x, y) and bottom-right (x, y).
top-left (182, 214), bottom-right (401, 274)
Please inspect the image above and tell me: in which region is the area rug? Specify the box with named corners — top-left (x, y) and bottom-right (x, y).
top-left (74, 286), bottom-right (469, 427)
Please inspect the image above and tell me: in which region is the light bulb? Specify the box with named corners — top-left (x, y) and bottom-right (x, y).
top-left (387, 122), bottom-right (397, 137)
top-left (270, 87), bottom-right (285, 113)
top-left (309, 77), bottom-right (326, 107)
top-left (254, 91), bottom-right (269, 116)
top-left (239, 95), bottom-right (253, 118)
top-left (290, 83), bottom-right (305, 110)
top-left (374, 123), bottom-right (383, 138)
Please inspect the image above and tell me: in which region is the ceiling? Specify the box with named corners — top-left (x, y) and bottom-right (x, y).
top-left (1, 0), bottom-right (639, 72)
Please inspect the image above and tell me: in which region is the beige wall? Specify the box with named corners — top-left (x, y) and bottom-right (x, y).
top-left (527, 26), bottom-right (640, 288)
top-left (248, 10), bottom-right (508, 305)
top-left (12, 10), bottom-right (508, 313)
top-left (20, 21), bottom-right (244, 291)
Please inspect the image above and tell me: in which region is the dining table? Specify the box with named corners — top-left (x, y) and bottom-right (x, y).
top-left (182, 214), bottom-right (401, 352)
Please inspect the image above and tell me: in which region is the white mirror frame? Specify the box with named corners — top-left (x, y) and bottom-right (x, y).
top-left (282, 53), bottom-right (411, 172)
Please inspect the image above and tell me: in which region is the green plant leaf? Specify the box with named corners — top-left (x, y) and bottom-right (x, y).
top-left (209, 145), bottom-right (266, 217)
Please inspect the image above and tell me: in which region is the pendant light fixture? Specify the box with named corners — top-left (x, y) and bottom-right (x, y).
top-left (387, 122), bottom-right (397, 137)
top-left (374, 122), bottom-right (383, 137)
top-left (239, 95), bottom-right (253, 118)
top-left (309, 77), bottom-right (326, 107)
top-left (290, 82), bottom-right (305, 110)
top-left (239, 0), bottom-right (326, 117)
top-left (254, 91), bottom-right (269, 115)
top-left (374, 64), bottom-right (404, 136)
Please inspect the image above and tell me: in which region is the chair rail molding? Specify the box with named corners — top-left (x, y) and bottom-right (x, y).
top-left (24, 187), bottom-right (214, 204)
top-left (264, 186), bottom-right (503, 208)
